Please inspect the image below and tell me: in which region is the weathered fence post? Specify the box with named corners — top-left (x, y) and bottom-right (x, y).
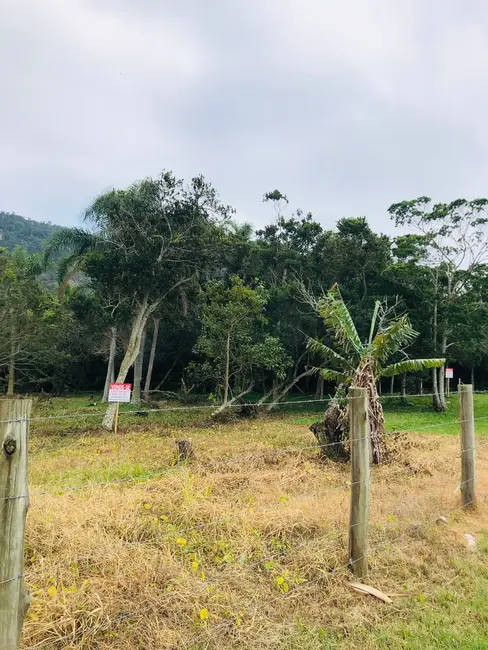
top-left (0, 399), bottom-right (31, 650)
top-left (459, 384), bottom-right (476, 509)
top-left (348, 387), bottom-right (370, 578)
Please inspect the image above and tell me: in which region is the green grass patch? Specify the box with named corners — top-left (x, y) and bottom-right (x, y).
top-left (291, 393), bottom-right (488, 436)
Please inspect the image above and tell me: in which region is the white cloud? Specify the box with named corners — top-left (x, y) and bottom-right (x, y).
top-left (1, 0), bottom-right (488, 231)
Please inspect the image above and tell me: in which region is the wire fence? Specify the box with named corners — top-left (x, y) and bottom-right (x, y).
top-left (0, 389), bottom-right (486, 649)
top-left (2, 389), bottom-right (488, 425)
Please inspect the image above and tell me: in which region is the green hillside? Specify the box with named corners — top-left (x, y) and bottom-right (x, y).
top-left (0, 211), bottom-right (60, 252)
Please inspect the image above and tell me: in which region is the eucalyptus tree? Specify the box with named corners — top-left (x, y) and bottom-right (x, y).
top-left (89, 172), bottom-right (231, 428)
top-left (389, 197), bottom-right (488, 410)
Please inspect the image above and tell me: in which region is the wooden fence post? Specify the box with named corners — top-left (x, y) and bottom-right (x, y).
top-left (0, 399), bottom-right (31, 650)
top-left (348, 387), bottom-right (370, 578)
top-left (459, 384), bottom-right (476, 509)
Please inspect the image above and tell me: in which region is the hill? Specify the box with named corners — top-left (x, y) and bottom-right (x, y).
top-left (0, 211), bottom-right (60, 252)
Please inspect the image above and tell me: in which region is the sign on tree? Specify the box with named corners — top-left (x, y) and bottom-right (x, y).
top-left (108, 383), bottom-right (132, 403)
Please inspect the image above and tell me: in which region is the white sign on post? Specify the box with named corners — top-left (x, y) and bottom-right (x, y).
top-left (445, 368), bottom-right (454, 379)
top-left (108, 383), bottom-right (132, 403)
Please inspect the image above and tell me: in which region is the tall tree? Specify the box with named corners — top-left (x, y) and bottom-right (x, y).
top-left (389, 197), bottom-right (488, 410)
top-left (0, 248), bottom-right (44, 394)
top-left (83, 172), bottom-right (231, 428)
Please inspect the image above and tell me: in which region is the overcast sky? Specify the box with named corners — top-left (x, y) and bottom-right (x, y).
top-left (2, 0), bottom-right (488, 234)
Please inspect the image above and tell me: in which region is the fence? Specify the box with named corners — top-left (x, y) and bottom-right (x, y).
top-left (0, 387), bottom-right (482, 649)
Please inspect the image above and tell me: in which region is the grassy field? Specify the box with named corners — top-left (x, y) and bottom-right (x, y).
top-left (17, 393), bottom-right (488, 648)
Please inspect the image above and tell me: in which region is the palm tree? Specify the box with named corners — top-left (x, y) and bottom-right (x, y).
top-left (44, 227), bottom-right (101, 298)
top-left (44, 228), bottom-right (119, 401)
top-left (307, 285), bottom-right (445, 464)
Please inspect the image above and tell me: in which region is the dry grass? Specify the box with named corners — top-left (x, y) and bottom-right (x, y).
top-left (22, 417), bottom-right (488, 649)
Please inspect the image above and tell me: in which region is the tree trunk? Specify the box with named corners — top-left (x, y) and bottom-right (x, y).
top-left (419, 378), bottom-right (424, 395)
top-left (272, 377), bottom-right (280, 400)
top-left (432, 367), bottom-right (442, 410)
top-left (7, 359), bottom-right (15, 397)
top-left (143, 317), bottom-right (160, 401)
top-left (175, 439), bottom-right (193, 463)
top-left (132, 328), bottom-right (146, 404)
top-left (7, 321), bottom-right (16, 396)
top-left (400, 373), bottom-right (407, 404)
top-left (438, 333), bottom-right (447, 410)
top-left (390, 375), bottom-right (394, 395)
top-left (102, 298), bottom-right (157, 430)
top-left (180, 285), bottom-right (189, 317)
top-left (431, 298), bottom-right (443, 411)
top-left (223, 331), bottom-right (231, 406)
top-left (314, 376), bottom-right (324, 400)
top-left (471, 366), bottom-right (475, 390)
top-left (263, 369), bottom-right (314, 412)
top-left (102, 327), bottom-right (117, 402)
top-left (153, 357), bottom-right (178, 393)
top-left (212, 383), bottom-right (253, 416)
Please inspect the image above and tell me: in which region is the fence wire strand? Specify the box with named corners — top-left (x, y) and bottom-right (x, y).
top-left (2, 389), bottom-right (488, 426)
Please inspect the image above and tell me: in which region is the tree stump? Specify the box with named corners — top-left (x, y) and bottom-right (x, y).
top-left (175, 439), bottom-right (193, 463)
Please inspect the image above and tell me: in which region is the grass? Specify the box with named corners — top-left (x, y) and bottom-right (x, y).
top-left (14, 393), bottom-right (488, 648)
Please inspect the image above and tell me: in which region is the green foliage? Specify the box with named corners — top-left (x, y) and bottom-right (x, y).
top-left (193, 276), bottom-right (292, 400)
top-left (5, 185), bottom-right (488, 398)
top-left (0, 211), bottom-right (60, 253)
top-left (308, 285), bottom-right (445, 387)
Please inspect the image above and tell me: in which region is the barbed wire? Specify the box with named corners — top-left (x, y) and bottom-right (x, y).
top-left (11, 468), bottom-right (479, 589)
top-left (1, 389), bottom-right (485, 425)
top-left (1, 409), bottom-right (485, 503)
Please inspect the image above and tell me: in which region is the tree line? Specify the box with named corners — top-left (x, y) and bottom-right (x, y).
top-left (1, 171), bottom-right (488, 430)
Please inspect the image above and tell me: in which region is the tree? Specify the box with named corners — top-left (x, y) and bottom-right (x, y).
top-left (0, 247), bottom-right (45, 394)
top-left (389, 197), bottom-right (488, 410)
top-left (307, 285), bottom-right (444, 464)
top-left (45, 228), bottom-right (124, 401)
top-left (82, 172), bottom-right (231, 428)
top-left (449, 271), bottom-right (488, 387)
top-left (192, 276), bottom-right (291, 414)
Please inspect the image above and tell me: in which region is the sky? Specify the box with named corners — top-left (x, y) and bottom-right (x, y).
top-left (1, 0), bottom-right (488, 235)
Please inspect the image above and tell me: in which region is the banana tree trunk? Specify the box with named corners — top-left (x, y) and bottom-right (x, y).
top-left (102, 327), bottom-right (117, 402)
top-left (143, 317), bottom-right (160, 401)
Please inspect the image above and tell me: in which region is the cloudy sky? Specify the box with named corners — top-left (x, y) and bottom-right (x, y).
top-left (2, 0), bottom-right (488, 234)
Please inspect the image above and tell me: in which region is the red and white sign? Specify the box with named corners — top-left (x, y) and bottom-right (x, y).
top-left (108, 383), bottom-right (132, 403)
top-left (445, 368), bottom-right (454, 379)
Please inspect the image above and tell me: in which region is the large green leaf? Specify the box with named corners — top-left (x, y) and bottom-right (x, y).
top-left (318, 284), bottom-right (362, 357)
top-left (306, 337), bottom-right (352, 369)
top-left (380, 358), bottom-right (445, 377)
top-left (370, 315), bottom-right (418, 361)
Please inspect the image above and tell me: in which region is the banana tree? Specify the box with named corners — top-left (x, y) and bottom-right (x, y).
top-left (307, 284), bottom-right (445, 464)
